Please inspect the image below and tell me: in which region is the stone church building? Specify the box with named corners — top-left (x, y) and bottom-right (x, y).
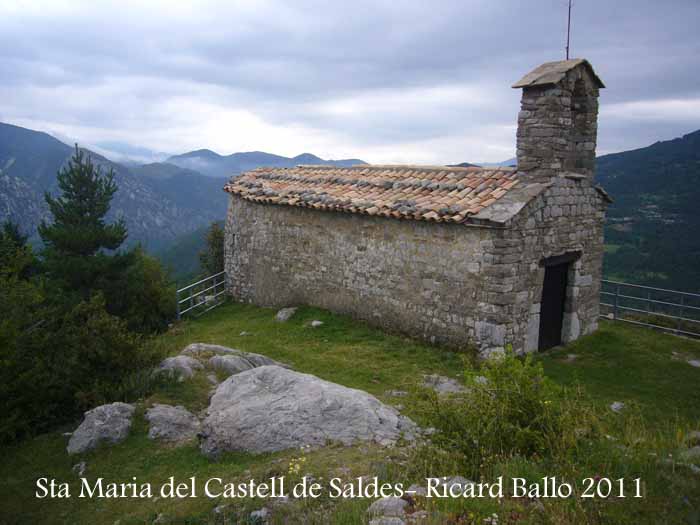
top-left (224, 59), bottom-right (610, 354)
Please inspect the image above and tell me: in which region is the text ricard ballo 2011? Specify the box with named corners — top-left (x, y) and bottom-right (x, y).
top-left (36, 475), bottom-right (644, 500)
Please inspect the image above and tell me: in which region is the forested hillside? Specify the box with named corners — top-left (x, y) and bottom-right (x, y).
top-left (0, 123), bottom-right (227, 250)
top-left (597, 129), bottom-right (700, 291)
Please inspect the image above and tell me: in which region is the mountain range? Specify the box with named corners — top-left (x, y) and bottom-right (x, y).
top-left (1, 120), bottom-right (698, 290)
top-left (166, 149), bottom-right (366, 178)
top-left (0, 121), bottom-right (366, 252)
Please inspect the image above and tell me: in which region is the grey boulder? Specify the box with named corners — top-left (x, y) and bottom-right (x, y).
top-left (680, 446), bottom-right (700, 462)
top-left (208, 351), bottom-right (286, 377)
top-left (200, 366), bottom-right (416, 456)
top-left (686, 431), bottom-right (700, 447)
top-left (155, 355), bottom-right (203, 380)
top-left (422, 374), bottom-right (467, 395)
top-left (275, 307), bottom-right (298, 322)
top-left (145, 404), bottom-right (201, 444)
top-left (610, 401), bottom-right (625, 413)
top-left (367, 496), bottom-right (408, 518)
top-left (67, 402), bottom-right (135, 455)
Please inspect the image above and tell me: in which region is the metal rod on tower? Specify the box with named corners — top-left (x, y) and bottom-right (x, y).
top-left (566, 0), bottom-right (572, 59)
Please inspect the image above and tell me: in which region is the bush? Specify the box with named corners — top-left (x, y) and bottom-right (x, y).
top-left (0, 291), bottom-right (164, 443)
top-left (99, 247), bottom-right (177, 334)
top-left (421, 350), bottom-right (600, 477)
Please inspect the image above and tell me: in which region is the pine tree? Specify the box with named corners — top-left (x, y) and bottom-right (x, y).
top-left (198, 221), bottom-right (225, 276)
top-left (39, 146), bottom-right (127, 293)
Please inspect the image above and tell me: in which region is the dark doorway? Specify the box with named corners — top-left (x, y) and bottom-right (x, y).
top-left (538, 262), bottom-right (569, 350)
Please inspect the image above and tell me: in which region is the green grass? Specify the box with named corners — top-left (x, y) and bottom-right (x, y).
top-left (1, 304), bottom-right (699, 524)
top-left (539, 320), bottom-right (700, 424)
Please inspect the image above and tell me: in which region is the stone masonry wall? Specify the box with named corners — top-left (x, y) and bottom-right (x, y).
top-left (498, 176), bottom-right (606, 353)
top-left (516, 68), bottom-right (600, 181)
top-left (226, 197), bottom-right (511, 348)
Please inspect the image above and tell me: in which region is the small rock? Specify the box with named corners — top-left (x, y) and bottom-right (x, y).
top-left (610, 401), bottom-right (625, 413)
top-left (275, 307), bottom-right (298, 322)
top-left (565, 353), bottom-right (578, 362)
top-left (367, 496), bottom-right (408, 518)
top-left (310, 320), bottom-right (324, 327)
top-left (67, 403), bottom-right (135, 455)
top-left (386, 390), bottom-right (408, 397)
top-left (212, 504), bottom-right (228, 515)
top-left (72, 461), bottom-right (86, 476)
top-left (155, 355), bottom-right (203, 380)
top-left (473, 375), bottom-right (489, 385)
top-left (422, 375), bottom-right (466, 395)
top-left (685, 431), bottom-right (700, 447)
top-left (688, 360), bottom-right (700, 368)
top-left (206, 373), bottom-right (219, 385)
top-left (679, 446), bottom-right (700, 462)
top-left (145, 404), bottom-right (201, 444)
top-left (479, 346), bottom-right (505, 361)
top-left (250, 507), bottom-right (269, 522)
top-left (239, 331), bottom-right (252, 336)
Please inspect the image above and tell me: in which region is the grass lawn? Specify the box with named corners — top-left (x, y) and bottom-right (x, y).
top-left (539, 319), bottom-right (700, 424)
top-left (1, 303), bottom-right (699, 524)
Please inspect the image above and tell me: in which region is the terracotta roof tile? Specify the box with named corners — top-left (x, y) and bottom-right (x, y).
top-left (224, 164), bottom-right (521, 225)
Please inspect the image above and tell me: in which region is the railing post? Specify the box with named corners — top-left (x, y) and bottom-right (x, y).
top-left (646, 290), bottom-right (651, 315)
top-left (677, 295), bottom-right (684, 335)
top-left (176, 288), bottom-right (181, 321)
top-left (614, 284), bottom-right (620, 320)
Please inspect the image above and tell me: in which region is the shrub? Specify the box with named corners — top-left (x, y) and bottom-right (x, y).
top-left (421, 350), bottom-right (600, 476)
top-left (0, 292), bottom-right (165, 443)
top-left (98, 247), bottom-right (177, 334)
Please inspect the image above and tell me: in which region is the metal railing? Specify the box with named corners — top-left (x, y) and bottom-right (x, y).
top-left (176, 271), bottom-right (227, 319)
top-left (600, 279), bottom-right (700, 337)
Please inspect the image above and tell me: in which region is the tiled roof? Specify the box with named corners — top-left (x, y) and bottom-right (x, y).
top-left (224, 164), bottom-right (523, 225)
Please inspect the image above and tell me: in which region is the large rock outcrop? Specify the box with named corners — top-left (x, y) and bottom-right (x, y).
top-left (67, 403), bottom-right (135, 455)
top-left (200, 366), bottom-right (416, 457)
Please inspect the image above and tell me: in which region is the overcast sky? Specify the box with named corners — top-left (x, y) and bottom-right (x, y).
top-left (1, 0), bottom-right (699, 164)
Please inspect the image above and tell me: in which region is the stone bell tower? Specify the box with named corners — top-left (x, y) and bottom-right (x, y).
top-left (512, 59), bottom-right (605, 181)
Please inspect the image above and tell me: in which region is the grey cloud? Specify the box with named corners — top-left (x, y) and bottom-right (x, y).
top-left (0, 0), bottom-right (698, 163)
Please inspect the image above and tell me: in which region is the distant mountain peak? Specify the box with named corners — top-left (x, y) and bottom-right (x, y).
top-left (170, 149), bottom-right (222, 160)
top-left (165, 149), bottom-right (367, 178)
top-left (293, 153), bottom-right (324, 163)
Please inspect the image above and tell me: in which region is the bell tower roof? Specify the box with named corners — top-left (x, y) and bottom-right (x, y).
top-left (512, 58), bottom-right (605, 89)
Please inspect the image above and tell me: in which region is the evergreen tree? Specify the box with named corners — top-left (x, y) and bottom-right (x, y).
top-left (198, 221), bottom-right (225, 276)
top-left (39, 146), bottom-right (127, 293)
top-left (1, 220), bottom-right (28, 249)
